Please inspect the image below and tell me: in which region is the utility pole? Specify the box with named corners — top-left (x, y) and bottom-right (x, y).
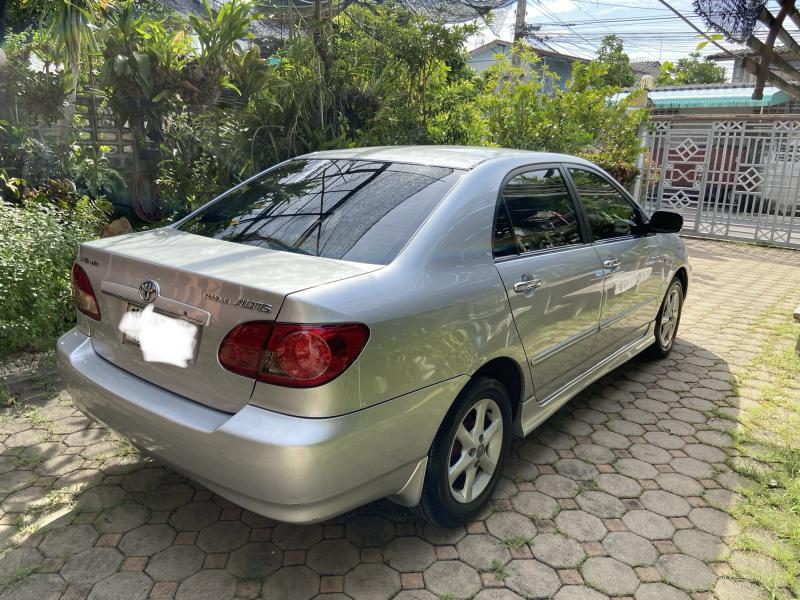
top-left (512, 0), bottom-right (526, 66)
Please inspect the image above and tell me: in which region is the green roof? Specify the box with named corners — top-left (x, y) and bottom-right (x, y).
top-left (648, 86), bottom-right (791, 108)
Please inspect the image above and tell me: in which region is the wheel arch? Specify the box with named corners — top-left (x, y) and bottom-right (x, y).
top-left (674, 266), bottom-right (689, 296)
top-left (471, 356), bottom-right (525, 423)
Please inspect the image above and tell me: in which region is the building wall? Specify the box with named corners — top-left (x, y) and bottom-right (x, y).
top-left (467, 45), bottom-right (575, 90)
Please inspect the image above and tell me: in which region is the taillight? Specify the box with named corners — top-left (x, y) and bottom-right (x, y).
top-left (71, 263), bottom-right (101, 320)
top-left (218, 322), bottom-right (369, 388)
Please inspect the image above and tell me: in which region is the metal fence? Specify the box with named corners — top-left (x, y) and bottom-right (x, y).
top-left (637, 116), bottom-right (800, 248)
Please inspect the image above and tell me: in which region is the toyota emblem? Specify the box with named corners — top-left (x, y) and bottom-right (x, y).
top-left (138, 280), bottom-right (160, 304)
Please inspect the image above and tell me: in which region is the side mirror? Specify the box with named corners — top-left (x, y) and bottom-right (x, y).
top-left (648, 210), bottom-right (683, 234)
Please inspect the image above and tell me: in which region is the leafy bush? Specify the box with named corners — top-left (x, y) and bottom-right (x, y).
top-left (0, 191), bottom-right (109, 355)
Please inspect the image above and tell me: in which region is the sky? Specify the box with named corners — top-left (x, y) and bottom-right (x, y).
top-left (466, 0), bottom-right (800, 68)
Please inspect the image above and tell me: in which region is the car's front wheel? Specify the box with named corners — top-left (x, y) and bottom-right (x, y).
top-left (648, 277), bottom-right (684, 358)
top-left (413, 377), bottom-right (512, 527)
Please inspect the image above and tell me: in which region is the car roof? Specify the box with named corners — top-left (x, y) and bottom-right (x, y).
top-left (302, 145), bottom-right (593, 170)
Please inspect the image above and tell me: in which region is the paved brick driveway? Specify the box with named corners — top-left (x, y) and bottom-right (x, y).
top-left (1, 238), bottom-right (799, 600)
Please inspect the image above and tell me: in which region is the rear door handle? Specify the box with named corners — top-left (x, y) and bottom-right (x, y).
top-left (603, 257), bottom-right (621, 270)
top-left (513, 277), bottom-right (544, 293)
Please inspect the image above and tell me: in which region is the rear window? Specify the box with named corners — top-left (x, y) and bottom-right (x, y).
top-left (177, 159), bottom-right (464, 265)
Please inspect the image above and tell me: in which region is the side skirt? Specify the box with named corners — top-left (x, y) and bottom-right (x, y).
top-left (517, 324), bottom-right (656, 437)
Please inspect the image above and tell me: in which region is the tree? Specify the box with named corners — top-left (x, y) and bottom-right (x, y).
top-left (657, 52), bottom-right (727, 85)
top-left (595, 34), bottom-right (635, 88)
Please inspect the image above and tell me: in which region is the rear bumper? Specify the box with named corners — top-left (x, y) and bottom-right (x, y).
top-left (57, 329), bottom-right (465, 523)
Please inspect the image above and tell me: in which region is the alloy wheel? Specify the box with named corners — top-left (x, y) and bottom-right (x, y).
top-left (447, 397), bottom-right (504, 503)
top-left (659, 285), bottom-right (681, 349)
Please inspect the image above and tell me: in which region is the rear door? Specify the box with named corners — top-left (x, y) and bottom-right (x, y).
top-left (564, 166), bottom-right (667, 360)
top-left (493, 165), bottom-right (604, 402)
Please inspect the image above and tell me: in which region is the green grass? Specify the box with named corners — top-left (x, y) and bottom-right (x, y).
top-left (0, 386), bottom-right (16, 408)
top-left (726, 305), bottom-right (800, 597)
top-left (501, 535), bottom-right (533, 549)
top-left (491, 559), bottom-right (508, 580)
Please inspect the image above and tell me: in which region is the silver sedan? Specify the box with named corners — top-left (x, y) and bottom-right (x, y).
top-left (58, 146), bottom-right (688, 526)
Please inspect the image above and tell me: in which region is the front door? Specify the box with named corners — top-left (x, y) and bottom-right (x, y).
top-left (493, 165), bottom-right (605, 402)
top-left (565, 166), bottom-right (667, 359)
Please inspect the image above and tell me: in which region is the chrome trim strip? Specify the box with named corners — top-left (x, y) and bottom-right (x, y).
top-left (529, 325), bottom-right (598, 366)
top-left (597, 300), bottom-right (656, 331)
top-left (100, 281), bottom-right (211, 326)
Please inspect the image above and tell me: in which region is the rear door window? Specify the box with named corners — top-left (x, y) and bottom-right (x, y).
top-left (498, 167), bottom-right (583, 254)
top-left (177, 159), bottom-right (464, 265)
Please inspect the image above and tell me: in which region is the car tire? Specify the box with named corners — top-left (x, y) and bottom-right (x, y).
top-left (413, 376), bottom-right (512, 527)
top-left (647, 277), bottom-right (684, 358)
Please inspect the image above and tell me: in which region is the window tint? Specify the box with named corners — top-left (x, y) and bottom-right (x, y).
top-left (569, 168), bottom-right (640, 240)
top-left (177, 159), bottom-right (464, 265)
top-left (493, 201), bottom-right (517, 257)
top-left (501, 168), bottom-right (582, 252)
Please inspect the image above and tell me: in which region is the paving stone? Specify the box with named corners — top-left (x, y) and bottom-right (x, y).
top-left (689, 507), bottom-right (739, 537)
top-left (2, 486), bottom-right (50, 512)
top-left (168, 501), bottom-right (220, 531)
top-left (60, 547), bottom-right (123, 584)
top-left (377, 536), bottom-right (433, 572)
top-left (422, 524), bottom-right (465, 545)
top-left (195, 520), bottom-right (249, 553)
top-left (640, 490), bottom-right (691, 517)
top-left (695, 430), bottom-right (733, 448)
top-left (0, 547), bottom-right (43, 578)
top-left (537, 429), bottom-right (576, 450)
top-left (475, 591), bottom-right (526, 600)
top-left (453, 534), bottom-right (509, 570)
top-left (531, 533), bottom-right (585, 568)
top-left (644, 431), bottom-right (685, 450)
top-left (95, 503), bottom-right (150, 534)
top-left (573, 444), bottom-right (614, 464)
top-left (486, 511), bottom-right (536, 540)
top-left (175, 569), bottom-right (237, 600)
top-left (535, 474), bottom-right (579, 498)
top-left (394, 592), bottom-right (439, 600)
top-left (684, 444), bottom-right (726, 463)
top-left (119, 524), bottom-right (175, 556)
top-left (657, 419), bottom-right (696, 436)
top-left (606, 419), bottom-right (645, 436)
top-left (121, 468), bottom-right (168, 493)
top-left (146, 484), bottom-right (194, 512)
top-left (576, 491), bottom-right (625, 518)
top-left (53, 468), bottom-right (104, 491)
top-left (620, 408), bottom-right (658, 425)
top-left (602, 531), bottom-right (657, 567)
top-left (511, 491), bottom-right (558, 519)
top-left (595, 473), bottom-right (642, 498)
top-left (502, 457), bottom-right (539, 481)
top-left (75, 486), bottom-right (125, 512)
top-left (145, 544), bottom-right (205, 581)
top-left (581, 556), bottom-right (639, 596)
top-left (504, 559), bottom-right (560, 599)
top-left (555, 458), bottom-right (599, 480)
top-left (673, 529), bottom-right (728, 562)
top-left (634, 582), bottom-right (690, 600)
top-left (0, 471), bottom-right (37, 495)
top-left (573, 409), bottom-right (608, 425)
top-left (40, 524), bottom-right (98, 558)
top-left (629, 444), bottom-right (672, 464)
top-left (729, 550), bottom-right (788, 586)
top-left (345, 564), bottom-right (401, 600)
top-left (704, 488), bottom-right (742, 511)
top-left (87, 571), bottom-right (152, 600)
top-left (345, 516), bottom-right (394, 547)
top-left (590, 430), bottom-right (630, 449)
top-left (555, 510), bottom-right (606, 542)
top-left (0, 573), bottom-right (65, 600)
top-left (622, 510), bottom-right (675, 540)
top-left (555, 586), bottom-right (609, 600)
top-left (655, 553), bottom-right (716, 591)
top-left (614, 458), bottom-right (658, 479)
top-left (656, 473), bottom-right (703, 496)
top-left (714, 578), bottom-right (764, 600)
top-left (517, 444), bottom-right (558, 465)
top-left (670, 457), bottom-right (714, 479)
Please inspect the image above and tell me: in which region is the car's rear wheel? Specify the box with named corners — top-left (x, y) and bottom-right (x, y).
top-left (413, 377), bottom-right (512, 527)
top-left (647, 277), bottom-right (684, 358)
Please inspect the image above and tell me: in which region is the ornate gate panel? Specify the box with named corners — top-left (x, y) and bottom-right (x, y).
top-left (639, 117), bottom-right (800, 248)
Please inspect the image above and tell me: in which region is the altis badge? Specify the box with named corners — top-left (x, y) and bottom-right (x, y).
top-left (203, 292), bottom-right (272, 313)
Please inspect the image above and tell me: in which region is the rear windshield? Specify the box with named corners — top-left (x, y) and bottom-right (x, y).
top-left (176, 159), bottom-right (464, 265)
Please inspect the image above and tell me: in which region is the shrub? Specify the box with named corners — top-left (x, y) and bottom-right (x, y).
top-left (0, 190), bottom-right (109, 355)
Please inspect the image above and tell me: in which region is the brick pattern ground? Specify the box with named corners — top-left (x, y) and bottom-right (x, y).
top-left (1, 238), bottom-right (799, 600)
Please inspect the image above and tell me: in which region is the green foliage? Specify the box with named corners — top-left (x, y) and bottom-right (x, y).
top-left (657, 52), bottom-right (727, 85)
top-left (481, 47), bottom-right (645, 184)
top-left (595, 34), bottom-right (636, 88)
top-left (0, 192), bottom-right (109, 355)
top-left (68, 145), bottom-right (125, 199)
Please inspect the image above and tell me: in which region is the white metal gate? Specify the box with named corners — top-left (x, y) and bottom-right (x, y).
top-left (638, 116), bottom-right (800, 248)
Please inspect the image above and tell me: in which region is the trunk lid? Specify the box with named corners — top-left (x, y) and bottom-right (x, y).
top-left (79, 228), bottom-right (380, 413)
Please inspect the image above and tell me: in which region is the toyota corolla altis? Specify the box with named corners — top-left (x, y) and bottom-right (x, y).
top-left (58, 146), bottom-right (688, 526)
